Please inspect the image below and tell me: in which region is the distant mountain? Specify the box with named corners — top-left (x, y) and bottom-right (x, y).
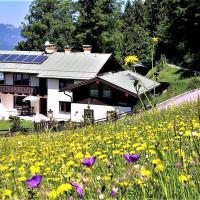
top-left (0, 24), bottom-right (23, 50)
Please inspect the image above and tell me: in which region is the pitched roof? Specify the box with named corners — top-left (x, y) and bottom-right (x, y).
top-left (99, 70), bottom-right (160, 95)
top-left (0, 50), bottom-right (112, 80)
top-left (67, 70), bottom-right (160, 96)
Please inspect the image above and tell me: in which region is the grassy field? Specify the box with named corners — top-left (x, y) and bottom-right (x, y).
top-left (0, 101), bottom-right (200, 199)
top-left (146, 64), bottom-right (200, 103)
top-left (0, 120), bottom-right (33, 131)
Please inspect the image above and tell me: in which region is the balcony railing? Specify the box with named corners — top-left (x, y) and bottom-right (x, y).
top-left (0, 85), bottom-right (47, 96)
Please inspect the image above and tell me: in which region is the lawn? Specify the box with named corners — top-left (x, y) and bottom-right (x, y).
top-left (0, 120), bottom-right (33, 131)
top-left (0, 101), bottom-right (200, 199)
top-left (146, 64), bottom-right (200, 104)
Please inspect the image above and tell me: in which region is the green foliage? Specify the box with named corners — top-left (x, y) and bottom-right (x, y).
top-left (122, 0), bottom-right (151, 63)
top-left (16, 0), bottom-right (199, 69)
top-left (187, 77), bottom-right (200, 90)
top-left (9, 116), bottom-right (21, 132)
top-left (147, 64), bottom-right (200, 103)
top-left (75, 0), bottom-right (124, 61)
top-left (16, 0), bottom-right (75, 51)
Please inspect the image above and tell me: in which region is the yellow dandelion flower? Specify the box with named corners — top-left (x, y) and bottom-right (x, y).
top-left (17, 176), bottom-right (27, 182)
top-left (74, 152), bottom-right (84, 159)
top-left (119, 181), bottom-right (131, 188)
top-left (30, 165), bottom-right (40, 175)
top-left (0, 166), bottom-right (8, 171)
top-left (124, 55), bottom-right (139, 65)
top-left (151, 159), bottom-right (161, 165)
top-left (112, 150), bottom-right (120, 155)
top-left (4, 173), bottom-right (11, 178)
top-left (57, 183), bottom-right (72, 194)
top-left (2, 189), bottom-right (12, 198)
top-left (103, 175), bottom-right (111, 182)
top-left (66, 160), bottom-right (75, 166)
top-left (135, 179), bottom-right (144, 185)
top-left (155, 164), bottom-right (164, 172)
top-left (48, 190), bottom-right (58, 199)
top-left (178, 174), bottom-right (190, 183)
top-left (140, 169), bottom-right (151, 178)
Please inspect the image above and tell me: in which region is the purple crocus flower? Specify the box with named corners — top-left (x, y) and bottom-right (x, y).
top-left (82, 156), bottom-right (96, 167)
top-left (124, 154), bottom-right (140, 163)
top-left (71, 182), bottom-right (84, 199)
top-left (111, 188), bottom-right (118, 198)
top-left (175, 162), bottom-right (182, 168)
top-left (26, 175), bottom-right (42, 188)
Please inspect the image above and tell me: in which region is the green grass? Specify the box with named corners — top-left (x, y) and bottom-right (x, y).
top-left (0, 120), bottom-right (33, 131)
top-left (146, 64), bottom-right (200, 103)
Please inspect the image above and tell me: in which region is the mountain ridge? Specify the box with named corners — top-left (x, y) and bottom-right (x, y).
top-left (0, 23), bottom-right (23, 50)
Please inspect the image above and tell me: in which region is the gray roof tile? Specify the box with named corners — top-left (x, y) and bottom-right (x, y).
top-left (0, 50), bottom-right (112, 79)
top-left (99, 70), bottom-right (160, 95)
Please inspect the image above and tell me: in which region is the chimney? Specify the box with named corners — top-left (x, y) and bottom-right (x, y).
top-left (83, 45), bottom-right (92, 53)
top-left (44, 41), bottom-right (57, 54)
top-left (64, 45), bottom-right (71, 53)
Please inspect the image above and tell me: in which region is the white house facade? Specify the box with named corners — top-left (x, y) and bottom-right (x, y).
top-left (0, 46), bottom-right (124, 121)
top-left (65, 70), bottom-right (160, 122)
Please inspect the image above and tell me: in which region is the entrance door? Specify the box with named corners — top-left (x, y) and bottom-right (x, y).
top-left (40, 98), bottom-right (47, 115)
top-left (39, 78), bottom-right (47, 96)
top-left (84, 108), bottom-right (94, 124)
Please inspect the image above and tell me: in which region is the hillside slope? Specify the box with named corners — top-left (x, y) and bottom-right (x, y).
top-left (146, 64), bottom-right (200, 103)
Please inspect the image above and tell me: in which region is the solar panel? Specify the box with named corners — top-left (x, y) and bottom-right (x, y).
top-left (0, 54), bottom-right (10, 61)
top-left (32, 55), bottom-right (48, 64)
top-left (3, 54), bottom-right (20, 62)
top-left (13, 55), bottom-right (29, 62)
top-left (0, 54), bottom-right (48, 64)
top-left (23, 55), bottom-right (38, 63)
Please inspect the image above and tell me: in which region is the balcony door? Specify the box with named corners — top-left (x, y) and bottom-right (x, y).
top-left (13, 73), bottom-right (30, 85)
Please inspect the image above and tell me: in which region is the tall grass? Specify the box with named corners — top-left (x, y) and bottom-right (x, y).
top-left (0, 102), bottom-right (200, 199)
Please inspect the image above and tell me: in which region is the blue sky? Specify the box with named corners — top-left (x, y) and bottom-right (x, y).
top-left (0, 1), bottom-right (32, 27)
top-left (0, 0), bottom-right (128, 28)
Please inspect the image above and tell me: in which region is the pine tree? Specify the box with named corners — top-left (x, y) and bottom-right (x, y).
top-left (122, 0), bottom-right (151, 63)
top-left (166, 0), bottom-right (200, 69)
top-left (74, 0), bottom-right (124, 61)
top-left (16, 0), bottom-right (75, 51)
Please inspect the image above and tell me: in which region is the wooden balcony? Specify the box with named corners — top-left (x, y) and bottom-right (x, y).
top-left (0, 85), bottom-right (37, 95)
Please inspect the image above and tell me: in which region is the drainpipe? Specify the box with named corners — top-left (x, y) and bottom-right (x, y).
top-left (64, 91), bottom-right (72, 121)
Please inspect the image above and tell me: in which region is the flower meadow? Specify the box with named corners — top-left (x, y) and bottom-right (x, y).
top-left (0, 102), bottom-right (200, 199)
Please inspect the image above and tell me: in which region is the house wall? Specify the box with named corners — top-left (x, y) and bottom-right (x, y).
top-left (72, 82), bottom-right (137, 107)
top-left (0, 93), bottom-right (13, 109)
top-left (0, 73), bottom-right (41, 115)
top-left (71, 103), bottom-right (131, 122)
top-left (47, 78), bottom-right (72, 120)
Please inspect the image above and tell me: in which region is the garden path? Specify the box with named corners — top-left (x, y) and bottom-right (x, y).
top-left (157, 88), bottom-right (200, 110)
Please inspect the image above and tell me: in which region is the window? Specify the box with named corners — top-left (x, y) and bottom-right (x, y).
top-left (59, 79), bottom-right (74, 89)
top-left (59, 101), bottom-right (71, 112)
top-left (90, 84), bottom-right (98, 97)
top-left (13, 73), bottom-right (30, 85)
top-left (103, 85), bottom-right (112, 98)
top-left (0, 72), bottom-right (4, 84)
top-left (14, 96), bottom-right (30, 108)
